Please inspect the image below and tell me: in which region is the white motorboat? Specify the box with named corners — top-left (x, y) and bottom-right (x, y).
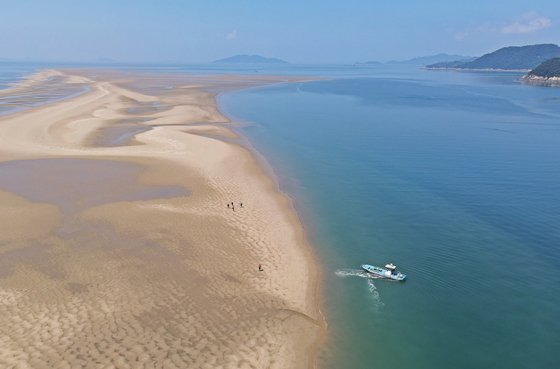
top-left (361, 263), bottom-right (406, 281)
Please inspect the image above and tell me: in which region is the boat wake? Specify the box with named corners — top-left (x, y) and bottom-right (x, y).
top-left (334, 268), bottom-right (383, 279)
top-left (367, 279), bottom-right (385, 311)
top-left (335, 268), bottom-right (385, 310)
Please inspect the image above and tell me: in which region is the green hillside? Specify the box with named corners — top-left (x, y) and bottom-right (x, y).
top-left (528, 58), bottom-right (560, 78)
top-left (428, 44), bottom-right (560, 70)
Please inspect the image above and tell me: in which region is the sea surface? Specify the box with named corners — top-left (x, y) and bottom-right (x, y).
top-left (220, 66), bottom-right (560, 369)
top-left (0, 61), bottom-right (369, 115)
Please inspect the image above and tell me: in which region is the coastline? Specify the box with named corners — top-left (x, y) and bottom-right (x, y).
top-left (216, 87), bottom-right (329, 368)
top-left (215, 83), bottom-right (328, 369)
top-left (521, 74), bottom-right (560, 87)
top-left (424, 66), bottom-right (529, 72)
top-left (0, 69), bottom-right (325, 368)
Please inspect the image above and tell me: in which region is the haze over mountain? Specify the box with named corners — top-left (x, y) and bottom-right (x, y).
top-left (213, 55), bottom-right (288, 64)
top-left (356, 61), bottom-right (383, 65)
top-left (387, 53), bottom-right (472, 66)
top-left (428, 44), bottom-right (560, 70)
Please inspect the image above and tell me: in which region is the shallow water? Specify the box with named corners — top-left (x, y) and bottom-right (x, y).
top-left (0, 158), bottom-right (187, 214)
top-left (0, 62), bottom-right (89, 115)
top-left (91, 117), bottom-right (152, 147)
top-left (127, 101), bottom-right (167, 115)
top-left (221, 67), bottom-right (560, 369)
top-left (93, 125), bottom-right (151, 147)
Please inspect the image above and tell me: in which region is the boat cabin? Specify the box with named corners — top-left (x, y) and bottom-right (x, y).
top-left (385, 263), bottom-right (397, 274)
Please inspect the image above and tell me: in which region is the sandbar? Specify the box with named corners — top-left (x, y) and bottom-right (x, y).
top-left (0, 70), bottom-right (324, 369)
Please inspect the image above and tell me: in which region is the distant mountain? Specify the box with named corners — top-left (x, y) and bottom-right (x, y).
top-left (355, 61), bottom-right (383, 66)
top-left (522, 58), bottom-right (560, 87)
top-left (428, 44), bottom-right (560, 71)
top-left (213, 54), bottom-right (288, 64)
top-left (388, 53), bottom-right (472, 66)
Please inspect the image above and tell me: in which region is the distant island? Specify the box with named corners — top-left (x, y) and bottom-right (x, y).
top-left (427, 44), bottom-right (560, 71)
top-left (388, 53), bottom-right (472, 66)
top-left (355, 60), bottom-right (383, 66)
top-left (522, 58), bottom-right (560, 87)
top-left (213, 54), bottom-right (288, 64)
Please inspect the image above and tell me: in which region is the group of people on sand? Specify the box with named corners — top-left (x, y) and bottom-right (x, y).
top-left (226, 201), bottom-right (243, 211)
top-left (226, 201), bottom-right (264, 272)
top-left (225, 201), bottom-right (263, 271)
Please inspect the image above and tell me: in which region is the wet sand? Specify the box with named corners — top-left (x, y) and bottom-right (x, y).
top-left (0, 158), bottom-right (188, 214)
top-left (0, 70), bottom-right (324, 368)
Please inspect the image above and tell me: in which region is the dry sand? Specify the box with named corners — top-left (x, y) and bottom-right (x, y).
top-left (0, 70), bottom-right (325, 369)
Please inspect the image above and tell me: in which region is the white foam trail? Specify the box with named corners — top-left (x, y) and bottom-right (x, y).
top-left (334, 268), bottom-right (382, 279)
top-left (335, 268), bottom-right (384, 311)
top-left (367, 279), bottom-right (385, 311)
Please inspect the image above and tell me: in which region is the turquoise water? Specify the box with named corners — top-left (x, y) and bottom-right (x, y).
top-left (220, 68), bottom-right (560, 369)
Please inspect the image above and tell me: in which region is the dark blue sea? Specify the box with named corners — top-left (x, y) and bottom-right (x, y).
top-left (220, 66), bottom-right (560, 369)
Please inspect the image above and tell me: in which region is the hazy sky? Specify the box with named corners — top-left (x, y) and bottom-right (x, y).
top-left (1, 0), bottom-right (559, 63)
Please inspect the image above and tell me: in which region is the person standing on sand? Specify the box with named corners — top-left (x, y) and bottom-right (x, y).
top-left (240, 202), bottom-right (243, 208)
top-left (258, 264), bottom-right (263, 271)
